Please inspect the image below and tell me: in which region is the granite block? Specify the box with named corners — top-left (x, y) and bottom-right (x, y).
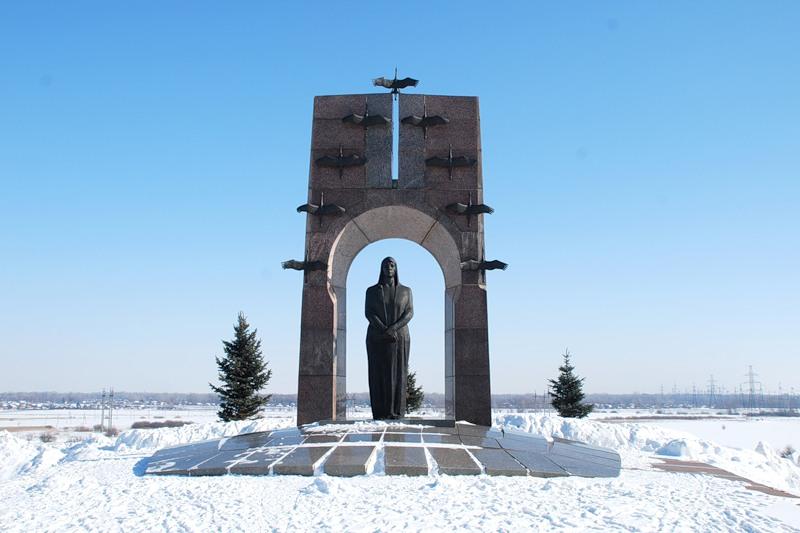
top-left (506, 450), bottom-right (568, 478)
top-left (384, 446), bottom-right (429, 476)
top-left (453, 374), bottom-right (491, 427)
top-left (305, 434), bottom-right (342, 444)
top-left (219, 432), bottom-right (273, 451)
top-left (384, 432), bottom-right (422, 443)
top-left (421, 426), bottom-right (458, 434)
top-left (421, 433), bottom-right (461, 445)
top-left (228, 447), bottom-right (292, 475)
top-left (428, 447), bottom-right (481, 475)
top-left (460, 436), bottom-right (501, 449)
top-left (311, 118), bottom-right (366, 151)
top-left (189, 449), bottom-right (254, 476)
top-left (323, 445), bottom-right (377, 477)
top-left (343, 432), bottom-right (384, 443)
top-left (313, 94), bottom-right (368, 119)
top-left (453, 328), bottom-right (490, 377)
top-left (145, 453), bottom-right (204, 475)
top-left (454, 286), bottom-right (488, 329)
top-left (545, 454), bottom-right (619, 478)
top-left (298, 328), bottom-right (335, 376)
top-left (471, 448), bottom-right (528, 476)
top-left (273, 446), bottom-right (333, 476)
top-left (497, 435), bottom-right (550, 454)
top-left (297, 375), bottom-right (334, 425)
top-left (265, 434), bottom-right (306, 448)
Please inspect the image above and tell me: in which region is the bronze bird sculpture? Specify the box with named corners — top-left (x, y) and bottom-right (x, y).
top-left (373, 69), bottom-right (418, 97)
top-left (296, 203), bottom-right (346, 216)
top-left (342, 113), bottom-right (390, 127)
top-left (446, 202), bottom-right (494, 216)
top-left (315, 145), bottom-right (366, 179)
top-left (401, 115), bottom-right (449, 128)
top-left (460, 259), bottom-right (508, 272)
top-left (282, 260), bottom-right (327, 272)
top-left (297, 193), bottom-right (346, 228)
top-left (426, 145), bottom-right (477, 179)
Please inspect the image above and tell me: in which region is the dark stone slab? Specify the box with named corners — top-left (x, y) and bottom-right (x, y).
top-left (455, 423), bottom-right (492, 437)
top-left (452, 328), bottom-right (490, 376)
top-left (273, 446), bottom-right (333, 476)
top-left (219, 432), bottom-right (273, 451)
top-left (189, 449), bottom-right (254, 476)
top-left (150, 439), bottom-right (219, 460)
top-left (145, 453), bottom-right (205, 476)
top-left (266, 434), bottom-right (306, 448)
top-left (428, 447), bottom-right (481, 475)
top-left (421, 426), bottom-right (458, 434)
top-left (460, 435), bottom-right (501, 449)
top-left (452, 375), bottom-right (492, 427)
top-left (228, 448), bottom-right (292, 475)
top-left (343, 433), bottom-right (383, 443)
top-left (384, 446), bottom-right (429, 476)
top-left (421, 433), bottom-right (461, 445)
top-left (305, 434), bottom-right (342, 444)
top-left (498, 435), bottom-right (551, 454)
top-left (506, 450), bottom-right (568, 478)
top-left (384, 432), bottom-right (422, 443)
top-left (472, 448), bottom-right (528, 476)
top-left (545, 454), bottom-right (620, 478)
top-left (323, 446), bottom-right (377, 477)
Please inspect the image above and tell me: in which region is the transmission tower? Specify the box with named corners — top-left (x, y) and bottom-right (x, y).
top-left (707, 374), bottom-right (716, 408)
top-left (743, 366), bottom-right (761, 411)
top-left (99, 387), bottom-right (114, 433)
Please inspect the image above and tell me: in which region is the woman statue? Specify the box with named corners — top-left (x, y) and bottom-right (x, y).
top-left (364, 257), bottom-right (414, 419)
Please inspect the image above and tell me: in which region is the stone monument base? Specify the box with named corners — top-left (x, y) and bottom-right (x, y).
top-left (142, 420), bottom-right (620, 478)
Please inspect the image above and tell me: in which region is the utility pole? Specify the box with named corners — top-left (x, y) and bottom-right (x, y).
top-left (109, 388), bottom-right (114, 433)
top-left (100, 389), bottom-right (106, 432)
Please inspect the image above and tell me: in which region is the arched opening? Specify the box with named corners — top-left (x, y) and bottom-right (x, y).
top-left (345, 239), bottom-right (445, 417)
top-left (329, 205), bottom-right (461, 420)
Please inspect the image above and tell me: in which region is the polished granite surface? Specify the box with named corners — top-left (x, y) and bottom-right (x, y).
top-left (143, 421), bottom-right (621, 478)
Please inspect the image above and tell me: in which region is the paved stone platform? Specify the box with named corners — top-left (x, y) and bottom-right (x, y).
top-left (143, 421), bottom-right (621, 478)
top-left (653, 458), bottom-right (800, 499)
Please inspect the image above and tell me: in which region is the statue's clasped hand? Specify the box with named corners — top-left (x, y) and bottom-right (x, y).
top-left (383, 326), bottom-right (398, 343)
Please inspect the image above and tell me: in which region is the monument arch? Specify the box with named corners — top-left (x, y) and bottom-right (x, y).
top-left (286, 91), bottom-right (503, 426)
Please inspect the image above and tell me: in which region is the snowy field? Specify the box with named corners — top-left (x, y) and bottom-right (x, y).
top-left (1, 408), bottom-right (799, 531)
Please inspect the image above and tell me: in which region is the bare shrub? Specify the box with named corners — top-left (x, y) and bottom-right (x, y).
top-left (104, 427), bottom-right (119, 437)
top-left (38, 432), bottom-right (56, 443)
top-left (93, 424), bottom-right (104, 432)
top-left (780, 445), bottom-right (796, 459)
top-left (74, 426), bottom-right (92, 433)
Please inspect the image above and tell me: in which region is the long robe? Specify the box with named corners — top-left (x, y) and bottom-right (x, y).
top-left (365, 282), bottom-right (413, 419)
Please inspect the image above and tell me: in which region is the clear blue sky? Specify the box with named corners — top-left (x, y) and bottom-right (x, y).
top-left (1, 2), bottom-right (798, 396)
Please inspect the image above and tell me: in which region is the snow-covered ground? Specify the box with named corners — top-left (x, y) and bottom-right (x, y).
top-left (1, 409), bottom-right (799, 531)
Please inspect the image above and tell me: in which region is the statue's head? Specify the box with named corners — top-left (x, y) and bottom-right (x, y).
top-left (379, 256), bottom-right (398, 285)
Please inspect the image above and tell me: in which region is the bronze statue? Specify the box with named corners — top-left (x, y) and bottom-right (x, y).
top-left (364, 257), bottom-right (413, 419)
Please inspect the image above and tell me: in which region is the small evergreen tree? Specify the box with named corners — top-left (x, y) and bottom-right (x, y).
top-left (406, 371), bottom-right (424, 414)
top-left (210, 312), bottom-right (272, 421)
top-left (549, 349), bottom-right (593, 418)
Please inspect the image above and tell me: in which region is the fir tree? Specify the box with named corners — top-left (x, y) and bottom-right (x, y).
top-left (406, 371), bottom-right (424, 414)
top-left (548, 349), bottom-right (593, 418)
top-left (210, 312), bottom-right (272, 421)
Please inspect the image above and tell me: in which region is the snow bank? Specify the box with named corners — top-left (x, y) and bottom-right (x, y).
top-left (495, 413), bottom-right (800, 496)
top-left (0, 431), bottom-right (63, 481)
top-left (111, 416), bottom-right (295, 452)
